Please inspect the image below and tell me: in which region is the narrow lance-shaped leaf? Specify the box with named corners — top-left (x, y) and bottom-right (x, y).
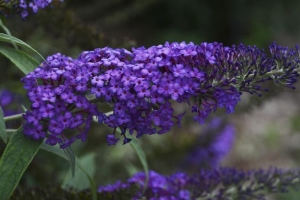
top-left (0, 127), bottom-right (43, 200)
top-left (41, 144), bottom-right (97, 200)
top-left (62, 153), bottom-right (97, 200)
top-left (40, 143), bottom-right (76, 177)
top-left (115, 128), bottom-right (149, 193)
top-left (0, 106), bottom-right (7, 143)
top-left (0, 46), bottom-right (40, 75)
top-left (63, 145), bottom-right (76, 178)
top-left (61, 152), bottom-right (96, 190)
top-left (40, 143), bottom-right (68, 160)
top-left (0, 33), bottom-right (45, 61)
top-left (129, 136), bottom-right (149, 194)
top-left (0, 19), bottom-right (18, 50)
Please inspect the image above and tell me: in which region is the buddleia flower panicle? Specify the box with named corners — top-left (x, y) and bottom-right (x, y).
top-left (98, 167), bottom-right (300, 200)
top-left (22, 42), bottom-right (300, 148)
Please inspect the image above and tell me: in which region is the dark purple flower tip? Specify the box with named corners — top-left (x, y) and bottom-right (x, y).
top-left (45, 135), bottom-right (63, 146)
top-left (97, 113), bottom-right (107, 124)
top-left (106, 134), bottom-right (119, 146)
top-left (60, 137), bottom-right (76, 149)
top-left (76, 134), bottom-right (87, 141)
top-left (176, 111), bottom-right (186, 128)
top-left (122, 137), bottom-right (132, 145)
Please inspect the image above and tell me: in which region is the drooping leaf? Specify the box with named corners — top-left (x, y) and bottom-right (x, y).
top-left (40, 143), bottom-right (69, 160)
top-left (0, 106), bottom-right (7, 143)
top-left (114, 128), bottom-right (149, 193)
top-left (40, 143), bottom-right (76, 177)
top-left (40, 144), bottom-right (97, 200)
top-left (0, 18), bottom-right (18, 50)
top-left (62, 153), bottom-right (97, 193)
top-left (0, 33), bottom-right (45, 61)
top-left (129, 136), bottom-right (149, 194)
top-left (63, 146), bottom-right (76, 178)
top-left (0, 46), bottom-right (40, 75)
top-left (0, 127), bottom-right (43, 200)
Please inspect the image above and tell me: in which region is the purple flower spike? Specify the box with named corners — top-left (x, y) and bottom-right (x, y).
top-left (22, 41), bottom-right (300, 147)
top-left (183, 118), bottom-right (235, 169)
top-left (98, 167), bottom-right (300, 199)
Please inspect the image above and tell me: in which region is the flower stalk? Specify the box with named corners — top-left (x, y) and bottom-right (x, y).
top-left (4, 113), bottom-right (23, 122)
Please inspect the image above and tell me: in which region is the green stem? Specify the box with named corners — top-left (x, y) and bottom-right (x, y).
top-left (4, 109), bottom-right (113, 124)
top-left (234, 67), bottom-right (285, 81)
top-left (4, 113), bottom-right (24, 122)
top-left (6, 129), bottom-right (17, 133)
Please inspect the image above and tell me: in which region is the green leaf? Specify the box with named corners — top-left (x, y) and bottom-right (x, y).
top-left (40, 143), bottom-right (76, 177)
top-left (0, 107), bottom-right (7, 143)
top-left (62, 153), bottom-right (96, 191)
top-left (40, 145), bottom-right (97, 200)
top-left (0, 18), bottom-right (18, 50)
top-left (0, 127), bottom-right (43, 200)
top-left (0, 46), bottom-right (40, 75)
top-left (0, 33), bottom-right (45, 61)
top-left (129, 136), bottom-right (149, 194)
top-left (63, 146), bottom-right (76, 178)
top-left (61, 152), bottom-right (97, 200)
top-left (40, 143), bottom-right (69, 160)
top-left (115, 128), bottom-right (149, 193)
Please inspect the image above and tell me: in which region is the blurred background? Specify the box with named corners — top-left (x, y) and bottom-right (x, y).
top-left (1, 0), bottom-right (300, 199)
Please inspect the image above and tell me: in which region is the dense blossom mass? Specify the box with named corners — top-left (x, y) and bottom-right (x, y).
top-left (98, 167), bottom-right (300, 199)
top-left (0, 0), bottom-right (63, 18)
top-left (21, 42), bottom-right (300, 148)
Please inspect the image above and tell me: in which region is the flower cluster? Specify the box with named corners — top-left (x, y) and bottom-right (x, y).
top-left (22, 53), bottom-right (101, 148)
top-left (98, 167), bottom-right (300, 199)
top-left (182, 118), bottom-right (235, 170)
top-left (0, 0), bottom-right (63, 18)
top-left (22, 42), bottom-right (300, 148)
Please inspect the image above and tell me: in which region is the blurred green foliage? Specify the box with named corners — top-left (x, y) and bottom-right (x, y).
top-left (1, 0), bottom-right (300, 199)
top-left (11, 184), bottom-right (138, 200)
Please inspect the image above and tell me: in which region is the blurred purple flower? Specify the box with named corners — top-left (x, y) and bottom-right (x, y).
top-left (183, 118), bottom-right (235, 169)
top-left (0, 89), bottom-right (14, 107)
top-left (0, 89), bottom-right (23, 128)
top-left (98, 167), bottom-right (300, 199)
